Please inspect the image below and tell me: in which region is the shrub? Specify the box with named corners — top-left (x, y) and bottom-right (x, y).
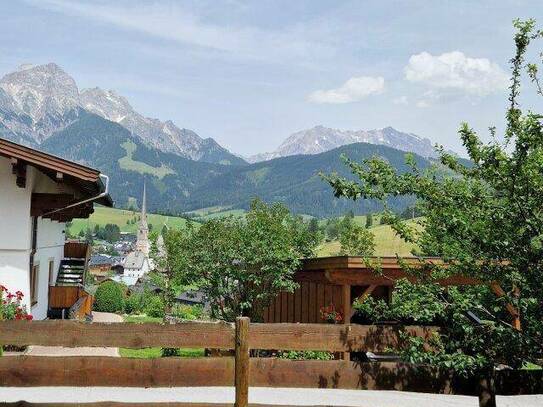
top-left (171, 304), bottom-right (204, 320)
top-left (278, 351), bottom-right (333, 360)
top-left (144, 296), bottom-right (165, 318)
top-left (94, 281), bottom-right (125, 313)
top-left (124, 293), bottom-right (144, 314)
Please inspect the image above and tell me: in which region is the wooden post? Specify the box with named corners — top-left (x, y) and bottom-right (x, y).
top-left (235, 317), bottom-right (250, 407)
top-left (478, 372), bottom-right (496, 407)
top-left (341, 284), bottom-right (351, 361)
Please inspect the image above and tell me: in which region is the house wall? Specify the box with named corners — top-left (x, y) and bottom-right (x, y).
top-left (0, 156), bottom-right (34, 312)
top-left (32, 217), bottom-right (65, 319)
top-left (0, 157), bottom-right (67, 320)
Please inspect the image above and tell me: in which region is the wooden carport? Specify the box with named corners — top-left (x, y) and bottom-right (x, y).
top-left (263, 256), bottom-right (513, 327)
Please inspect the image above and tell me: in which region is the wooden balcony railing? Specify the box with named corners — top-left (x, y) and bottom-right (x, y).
top-left (48, 286), bottom-right (93, 320)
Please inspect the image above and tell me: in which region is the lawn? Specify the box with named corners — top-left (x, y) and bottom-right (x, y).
top-left (119, 314), bottom-right (205, 358)
top-left (69, 206), bottom-right (191, 235)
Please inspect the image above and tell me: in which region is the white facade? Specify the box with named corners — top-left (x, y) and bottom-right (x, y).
top-left (0, 156), bottom-right (67, 320)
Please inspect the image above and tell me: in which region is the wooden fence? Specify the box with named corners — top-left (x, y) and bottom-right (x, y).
top-left (0, 319), bottom-right (541, 407)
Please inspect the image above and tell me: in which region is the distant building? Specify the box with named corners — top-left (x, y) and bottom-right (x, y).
top-left (122, 250), bottom-right (150, 278)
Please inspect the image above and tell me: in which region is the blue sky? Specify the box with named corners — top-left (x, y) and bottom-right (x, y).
top-left (1, 1), bottom-right (541, 156)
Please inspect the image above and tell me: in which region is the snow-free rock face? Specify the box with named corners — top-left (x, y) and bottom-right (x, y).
top-left (248, 125), bottom-right (437, 162)
top-left (0, 63), bottom-right (82, 142)
top-left (80, 87), bottom-right (201, 159)
top-left (0, 63), bottom-right (244, 164)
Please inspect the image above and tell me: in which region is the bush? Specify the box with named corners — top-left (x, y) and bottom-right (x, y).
top-left (94, 281), bottom-right (125, 313)
top-left (144, 296), bottom-right (165, 318)
top-left (124, 293), bottom-right (145, 314)
top-left (278, 351), bottom-right (333, 360)
top-left (171, 304), bottom-right (204, 320)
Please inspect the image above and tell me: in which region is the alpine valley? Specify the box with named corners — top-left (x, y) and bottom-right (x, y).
top-left (0, 63), bottom-right (442, 217)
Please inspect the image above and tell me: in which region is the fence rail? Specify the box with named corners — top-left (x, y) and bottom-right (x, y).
top-left (0, 319), bottom-right (541, 407)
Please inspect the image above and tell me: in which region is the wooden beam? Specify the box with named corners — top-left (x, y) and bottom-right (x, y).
top-left (490, 283), bottom-right (521, 331)
top-left (0, 356), bottom-right (234, 387)
top-left (31, 193), bottom-right (74, 217)
top-left (350, 284), bottom-right (377, 318)
top-left (0, 320), bottom-right (235, 349)
top-left (248, 323), bottom-right (438, 352)
top-left (11, 160), bottom-right (27, 188)
top-left (324, 269), bottom-right (480, 286)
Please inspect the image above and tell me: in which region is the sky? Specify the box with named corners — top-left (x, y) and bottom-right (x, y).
top-left (0, 0), bottom-right (541, 157)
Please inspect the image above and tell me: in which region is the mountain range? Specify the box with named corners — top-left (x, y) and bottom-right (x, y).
top-left (248, 125), bottom-right (438, 162)
top-left (0, 63), bottom-right (244, 165)
top-left (0, 62), bottom-right (444, 217)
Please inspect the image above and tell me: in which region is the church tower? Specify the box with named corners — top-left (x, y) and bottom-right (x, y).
top-left (136, 182), bottom-right (150, 256)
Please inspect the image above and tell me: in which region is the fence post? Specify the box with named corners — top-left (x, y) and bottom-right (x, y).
top-left (235, 317), bottom-right (250, 407)
top-left (478, 372), bottom-right (496, 407)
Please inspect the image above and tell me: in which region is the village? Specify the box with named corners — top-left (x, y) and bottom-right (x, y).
top-left (1, 3), bottom-right (543, 407)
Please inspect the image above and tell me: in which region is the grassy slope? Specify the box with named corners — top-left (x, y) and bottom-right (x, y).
top-left (118, 140), bottom-right (175, 179)
top-left (70, 206), bottom-right (190, 235)
top-left (317, 220), bottom-right (420, 257)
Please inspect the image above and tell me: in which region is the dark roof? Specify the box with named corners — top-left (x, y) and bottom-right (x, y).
top-left (176, 290), bottom-right (206, 304)
top-left (89, 254), bottom-right (123, 266)
top-left (0, 137), bottom-right (113, 207)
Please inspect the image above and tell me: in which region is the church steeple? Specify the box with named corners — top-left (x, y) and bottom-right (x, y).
top-left (136, 180), bottom-right (150, 256)
top-left (141, 181), bottom-right (147, 224)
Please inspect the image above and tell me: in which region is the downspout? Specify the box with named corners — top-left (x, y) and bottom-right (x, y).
top-left (41, 174), bottom-right (110, 217)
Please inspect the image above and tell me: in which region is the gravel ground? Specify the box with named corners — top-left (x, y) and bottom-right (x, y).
top-left (25, 312), bottom-right (123, 357)
top-left (1, 387), bottom-right (542, 406)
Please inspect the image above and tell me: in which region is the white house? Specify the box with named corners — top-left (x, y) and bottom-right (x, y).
top-left (0, 138), bottom-right (112, 320)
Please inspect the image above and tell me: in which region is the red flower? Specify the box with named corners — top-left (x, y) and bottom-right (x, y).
top-left (7, 293), bottom-right (15, 299)
top-left (15, 290), bottom-right (23, 299)
top-left (25, 314), bottom-right (33, 320)
top-left (15, 314), bottom-right (22, 320)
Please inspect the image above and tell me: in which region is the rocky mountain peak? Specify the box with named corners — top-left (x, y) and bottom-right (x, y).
top-left (80, 87), bottom-right (134, 123)
top-left (0, 63), bottom-right (80, 122)
top-left (248, 125), bottom-right (438, 163)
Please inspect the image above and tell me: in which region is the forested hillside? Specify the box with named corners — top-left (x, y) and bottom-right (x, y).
top-left (38, 110), bottom-right (432, 217)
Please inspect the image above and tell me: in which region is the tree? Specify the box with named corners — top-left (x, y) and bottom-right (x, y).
top-left (307, 218), bottom-right (323, 245)
top-left (338, 219), bottom-right (375, 256)
top-left (325, 218), bottom-right (340, 240)
top-left (162, 199), bottom-right (318, 322)
top-left (84, 228), bottom-right (93, 244)
top-left (365, 213), bottom-right (373, 228)
top-left (99, 224), bottom-right (121, 243)
top-left (323, 19), bottom-right (543, 381)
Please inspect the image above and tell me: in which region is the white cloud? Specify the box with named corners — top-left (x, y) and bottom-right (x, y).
top-left (405, 51), bottom-right (508, 96)
top-left (307, 76), bottom-right (384, 104)
top-left (393, 95), bottom-right (408, 105)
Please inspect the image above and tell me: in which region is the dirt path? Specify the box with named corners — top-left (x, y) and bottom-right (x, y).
top-left (26, 312), bottom-right (122, 357)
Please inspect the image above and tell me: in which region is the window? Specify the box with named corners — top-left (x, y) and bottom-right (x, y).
top-left (30, 264), bottom-right (39, 306)
top-left (48, 260), bottom-right (55, 286)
